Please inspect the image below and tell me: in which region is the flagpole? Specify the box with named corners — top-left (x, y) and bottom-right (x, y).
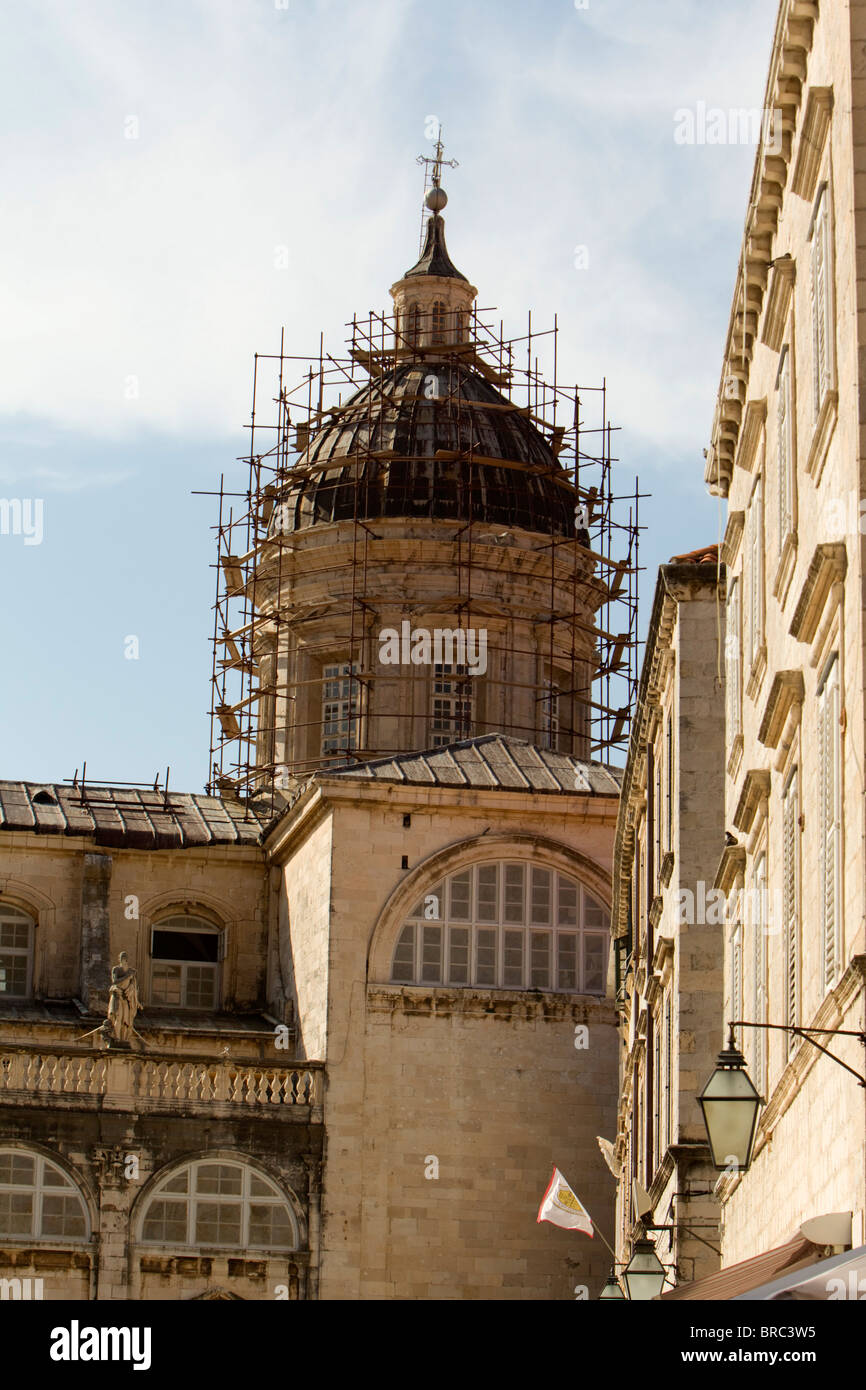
top-left (590, 1223), bottom-right (618, 1262)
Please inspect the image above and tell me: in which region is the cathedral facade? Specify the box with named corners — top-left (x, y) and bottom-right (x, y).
top-left (0, 181), bottom-right (623, 1300)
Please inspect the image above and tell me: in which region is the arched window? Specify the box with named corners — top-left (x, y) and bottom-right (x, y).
top-left (0, 1150), bottom-right (89, 1241)
top-left (391, 861), bottom-right (609, 994)
top-left (0, 903), bottom-right (35, 1000)
top-left (150, 914), bottom-right (221, 1009)
top-left (140, 1160), bottom-right (298, 1251)
top-left (431, 300), bottom-right (448, 344)
top-left (406, 303), bottom-right (421, 348)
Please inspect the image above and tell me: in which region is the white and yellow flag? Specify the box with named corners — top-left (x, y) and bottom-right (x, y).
top-left (536, 1167), bottom-right (594, 1236)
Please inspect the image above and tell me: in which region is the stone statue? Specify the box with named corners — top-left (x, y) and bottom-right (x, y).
top-left (106, 952), bottom-right (141, 1045)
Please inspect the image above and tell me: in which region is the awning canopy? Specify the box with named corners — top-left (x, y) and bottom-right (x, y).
top-left (734, 1243), bottom-right (866, 1301)
top-left (657, 1237), bottom-right (820, 1301)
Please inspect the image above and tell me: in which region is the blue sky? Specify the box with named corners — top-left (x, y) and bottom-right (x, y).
top-left (0, 0), bottom-right (778, 789)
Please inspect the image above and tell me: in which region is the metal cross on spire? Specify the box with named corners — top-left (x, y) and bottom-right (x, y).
top-left (416, 127), bottom-right (458, 252)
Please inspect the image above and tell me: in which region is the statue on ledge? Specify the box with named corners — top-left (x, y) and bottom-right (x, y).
top-left (106, 951), bottom-right (142, 1045)
top-left (79, 952), bottom-right (143, 1048)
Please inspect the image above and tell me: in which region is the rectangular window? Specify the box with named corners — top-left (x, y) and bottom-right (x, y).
top-left (503, 929), bottom-right (524, 988)
top-left (663, 993), bottom-right (672, 1151)
top-left (504, 864), bottom-right (525, 923)
top-left (476, 865), bottom-right (498, 922)
top-left (819, 657), bottom-right (842, 988)
top-left (151, 927), bottom-right (219, 1009)
top-left (726, 578), bottom-right (742, 740)
top-left (391, 925), bottom-right (415, 983)
top-left (777, 347), bottom-right (794, 546)
top-left (557, 933), bottom-right (578, 991)
top-left (753, 855), bottom-right (768, 1094)
top-left (747, 477), bottom-right (764, 667)
top-left (530, 867), bottom-right (551, 925)
top-left (583, 934), bottom-right (606, 994)
top-left (543, 680), bottom-right (560, 751)
top-left (666, 713), bottom-right (674, 853)
top-left (431, 664), bottom-right (472, 747)
top-left (420, 925), bottom-right (443, 983)
top-left (811, 184), bottom-right (835, 418)
top-left (530, 931), bottom-right (552, 989)
top-left (321, 662), bottom-right (360, 755)
top-left (782, 768), bottom-right (800, 1044)
top-left (449, 871), bottom-right (471, 921)
top-left (447, 927), bottom-right (470, 985)
top-left (475, 928), bottom-right (497, 986)
top-left (731, 918), bottom-right (743, 1050)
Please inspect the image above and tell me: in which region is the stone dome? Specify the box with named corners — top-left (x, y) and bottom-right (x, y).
top-left (273, 360), bottom-right (576, 537)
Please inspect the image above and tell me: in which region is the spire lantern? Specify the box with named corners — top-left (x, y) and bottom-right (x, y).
top-left (392, 134), bottom-right (476, 351)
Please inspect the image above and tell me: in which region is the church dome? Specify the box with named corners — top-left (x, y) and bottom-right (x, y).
top-left (273, 360), bottom-right (575, 537)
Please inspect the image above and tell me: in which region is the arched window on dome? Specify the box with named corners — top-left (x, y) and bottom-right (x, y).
top-left (405, 303), bottom-right (421, 348)
top-left (390, 862), bottom-right (609, 994)
top-left (0, 1149), bottom-right (89, 1241)
top-left (431, 301), bottom-right (448, 344)
top-left (0, 902), bottom-right (35, 1000)
top-left (140, 1159), bottom-right (298, 1252)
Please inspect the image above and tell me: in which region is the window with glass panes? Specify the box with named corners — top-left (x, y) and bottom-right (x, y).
top-left (322, 662), bottom-right (360, 755)
top-left (390, 862), bottom-right (609, 994)
top-left (431, 664), bottom-right (472, 746)
top-left (140, 1160), bottom-right (296, 1251)
top-left (543, 680), bottom-right (560, 751)
top-left (0, 1150), bottom-right (89, 1241)
top-left (150, 916), bottom-right (220, 1009)
top-left (0, 904), bottom-right (34, 999)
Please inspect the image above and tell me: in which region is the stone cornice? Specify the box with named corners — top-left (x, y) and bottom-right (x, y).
top-left (758, 669), bottom-right (805, 747)
top-left (714, 843), bottom-right (746, 894)
top-left (788, 542), bottom-right (847, 643)
top-left (722, 510), bottom-right (746, 566)
top-left (705, 0), bottom-right (818, 496)
top-left (790, 85), bottom-right (833, 200)
top-left (735, 398), bottom-right (768, 473)
top-left (760, 258), bottom-right (796, 351)
top-left (733, 768), bottom-right (771, 834)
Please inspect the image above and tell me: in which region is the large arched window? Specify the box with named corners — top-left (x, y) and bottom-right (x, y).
top-left (0, 1150), bottom-right (89, 1241)
top-left (0, 903), bottom-right (35, 1000)
top-left (140, 1160), bottom-right (297, 1251)
top-left (150, 914), bottom-right (221, 1009)
top-left (391, 862), bottom-right (609, 994)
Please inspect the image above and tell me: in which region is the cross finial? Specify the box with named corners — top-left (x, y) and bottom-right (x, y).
top-left (416, 126), bottom-right (458, 191)
top-left (415, 127), bottom-right (458, 250)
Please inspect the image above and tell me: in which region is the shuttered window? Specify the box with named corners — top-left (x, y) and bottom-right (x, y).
top-left (782, 768), bottom-right (800, 1049)
top-left (777, 347), bottom-right (794, 546)
top-left (747, 478), bottom-right (764, 667)
top-left (731, 919), bottom-right (743, 1050)
top-left (811, 186), bottom-right (834, 418)
top-left (726, 578), bottom-right (742, 740)
top-left (753, 855), bottom-right (767, 1094)
top-left (818, 658), bottom-right (842, 989)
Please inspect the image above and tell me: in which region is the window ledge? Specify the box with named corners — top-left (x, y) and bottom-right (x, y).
top-left (772, 529), bottom-right (798, 606)
top-left (805, 388), bottom-right (838, 484)
top-left (746, 644), bottom-right (768, 702)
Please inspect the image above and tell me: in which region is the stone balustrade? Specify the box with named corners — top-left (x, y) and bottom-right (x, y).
top-left (0, 1046), bottom-right (322, 1114)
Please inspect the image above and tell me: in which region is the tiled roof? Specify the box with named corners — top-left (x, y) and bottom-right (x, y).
top-left (667, 543), bottom-right (719, 565)
top-left (0, 782), bottom-right (264, 850)
top-left (325, 735), bottom-right (623, 796)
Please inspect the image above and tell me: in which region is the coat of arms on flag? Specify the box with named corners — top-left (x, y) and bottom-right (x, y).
top-left (536, 1166), bottom-right (594, 1236)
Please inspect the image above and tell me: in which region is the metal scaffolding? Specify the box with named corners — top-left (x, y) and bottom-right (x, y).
top-left (203, 302), bottom-right (644, 812)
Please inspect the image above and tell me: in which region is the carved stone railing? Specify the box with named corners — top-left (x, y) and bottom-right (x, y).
top-left (0, 1047), bottom-right (323, 1115)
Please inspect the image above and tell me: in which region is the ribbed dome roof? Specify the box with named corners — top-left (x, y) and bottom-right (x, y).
top-left (274, 361), bottom-right (575, 536)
